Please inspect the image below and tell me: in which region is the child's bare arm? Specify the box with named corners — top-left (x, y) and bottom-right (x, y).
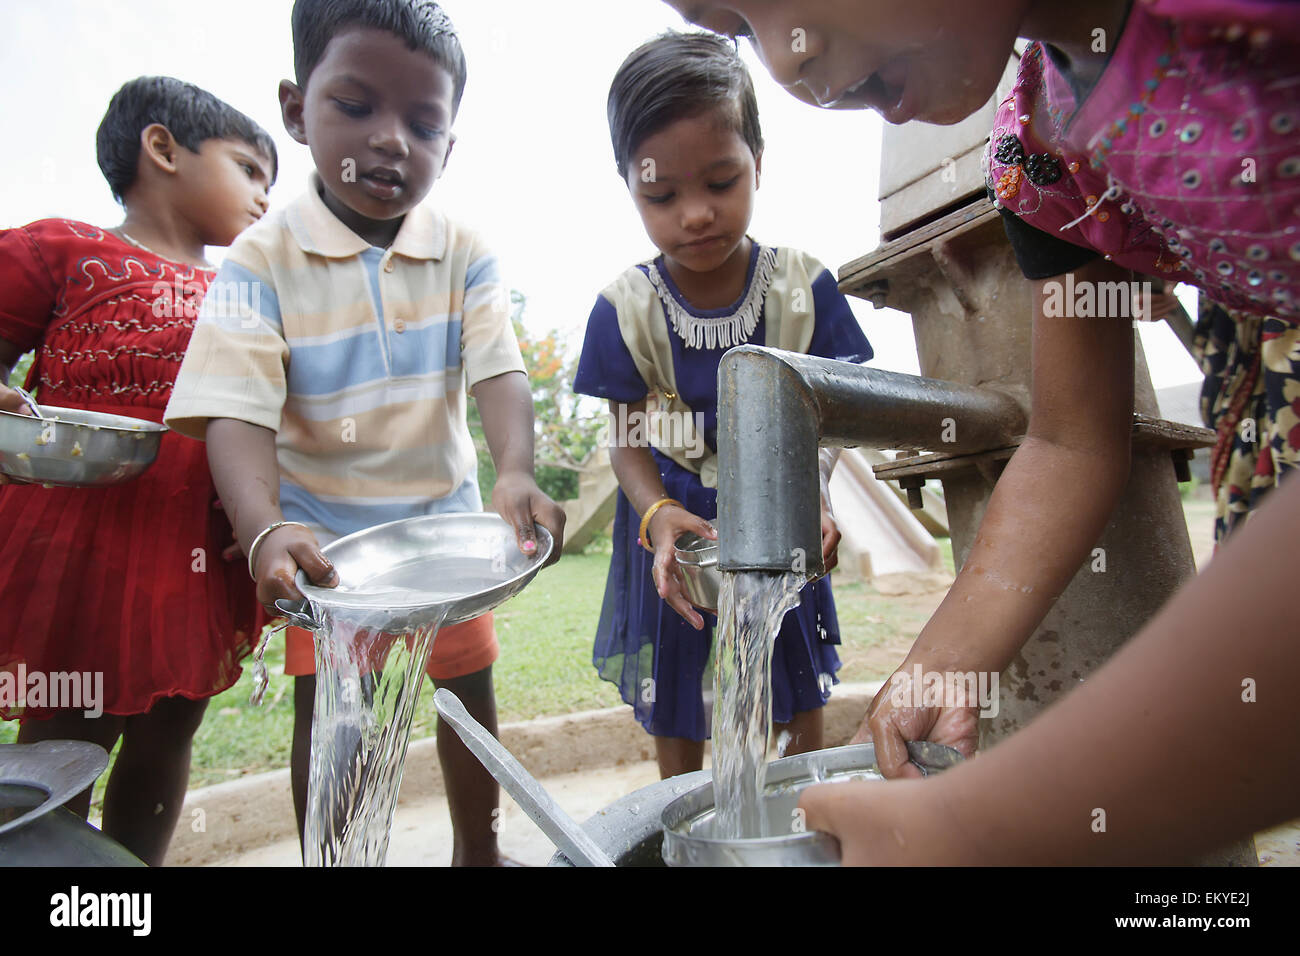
top-left (472, 370), bottom-right (566, 562)
top-left (205, 417), bottom-right (336, 611)
top-left (606, 397), bottom-right (716, 630)
top-left (803, 472), bottom-right (1300, 864)
top-left (863, 259), bottom-right (1137, 776)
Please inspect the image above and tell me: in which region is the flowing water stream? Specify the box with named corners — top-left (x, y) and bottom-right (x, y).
top-left (300, 607), bottom-right (447, 866)
top-left (240, 557), bottom-right (797, 860)
top-left (709, 570), bottom-right (805, 840)
top-left (248, 595), bottom-right (446, 866)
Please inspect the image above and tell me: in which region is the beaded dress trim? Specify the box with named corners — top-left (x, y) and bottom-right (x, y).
top-left (646, 244), bottom-right (778, 350)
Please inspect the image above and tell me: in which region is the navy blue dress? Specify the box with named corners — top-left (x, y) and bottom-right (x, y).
top-left (573, 245), bottom-right (873, 740)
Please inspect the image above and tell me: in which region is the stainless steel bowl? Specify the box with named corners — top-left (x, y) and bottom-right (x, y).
top-left (674, 531), bottom-right (721, 613)
top-left (0, 406), bottom-right (166, 487)
top-left (278, 512), bottom-right (554, 633)
top-left (661, 742), bottom-right (962, 866)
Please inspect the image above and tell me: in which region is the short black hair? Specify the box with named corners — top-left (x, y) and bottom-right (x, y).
top-left (291, 0), bottom-right (468, 115)
top-left (96, 76), bottom-right (279, 205)
top-left (608, 31), bottom-right (764, 180)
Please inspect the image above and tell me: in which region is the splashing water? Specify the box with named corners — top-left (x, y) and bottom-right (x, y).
top-left (303, 605), bottom-right (448, 866)
top-left (775, 729), bottom-right (793, 758)
top-left (710, 570), bottom-right (805, 840)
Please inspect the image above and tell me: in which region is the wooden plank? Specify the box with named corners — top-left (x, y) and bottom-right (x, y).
top-left (837, 198), bottom-right (1001, 295)
top-left (871, 416), bottom-right (1215, 482)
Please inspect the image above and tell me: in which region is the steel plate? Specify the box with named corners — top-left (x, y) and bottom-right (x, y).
top-left (293, 513), bottom-right (554, 631)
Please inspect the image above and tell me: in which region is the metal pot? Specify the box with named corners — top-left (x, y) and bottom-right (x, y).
top-left (548, 742), bottom-right (961, 867)
top-left (660, 742), bottom-right (961, 866)
top-left (674, 531), bottom-right (721, 613)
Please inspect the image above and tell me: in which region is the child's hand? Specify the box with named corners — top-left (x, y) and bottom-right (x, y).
top-left (850, 660), bottom-right (980, 778)
top-left (490, 470), bottom-right (566, 567)
top-left (0, 384), bottom-right (35, 415)
top-left (648, 504), bottom-right (717, 630)
top-left (820, 492), bottom-right (841, 572)
top-left (0, 386), bottom-right (37, 485)
top-left (251, 523), bottom-right (338, 616)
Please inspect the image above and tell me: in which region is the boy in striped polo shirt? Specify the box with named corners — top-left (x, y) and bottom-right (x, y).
top-left (165, 0), bottom-right (565, 866)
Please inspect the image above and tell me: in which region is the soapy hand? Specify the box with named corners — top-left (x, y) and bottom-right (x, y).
top-left (252, 523), bottom-right (338, 617)
top-left (490, 470), bottom-right (566, 567)
top-left (851, 662), bottom-right (980, 778)
top-left (648, 504), bottom-right (716, 630)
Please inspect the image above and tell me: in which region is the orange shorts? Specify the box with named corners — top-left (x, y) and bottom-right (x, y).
top-left (283, 613), bottom-right (498, 681)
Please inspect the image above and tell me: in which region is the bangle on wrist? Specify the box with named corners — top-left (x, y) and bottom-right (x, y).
top-left (246, 520), bottom-right (310, 581)
top-left (638, 497), bottom-right (682, 553)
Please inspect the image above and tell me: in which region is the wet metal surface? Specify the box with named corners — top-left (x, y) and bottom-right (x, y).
top-left (717, 346), bottom-right (1025, 575)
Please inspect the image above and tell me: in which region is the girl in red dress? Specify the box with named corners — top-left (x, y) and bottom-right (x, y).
top-left (0, 77), bottom-right (276, 865)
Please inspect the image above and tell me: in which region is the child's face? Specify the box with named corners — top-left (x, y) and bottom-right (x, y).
top-left (626, 112), bottom-right (760, 276)
top-left (174, 137), bottom-right (274, 246)
top-left (665, 0), bottom-right (1029, 125)
top-left (280, 26), bottom-right (457, 243)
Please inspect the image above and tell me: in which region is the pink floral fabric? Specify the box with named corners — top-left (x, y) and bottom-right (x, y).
top-left (985, 0), bottom-right (1300, 321)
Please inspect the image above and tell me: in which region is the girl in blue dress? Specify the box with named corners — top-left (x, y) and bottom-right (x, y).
top-left (573, 32), bottom-right (874, 778)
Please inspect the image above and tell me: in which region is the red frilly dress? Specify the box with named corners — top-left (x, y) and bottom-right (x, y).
top-left (0, 220), bottom-right (260, 719)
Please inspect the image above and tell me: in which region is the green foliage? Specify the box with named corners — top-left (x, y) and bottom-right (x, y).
top-left (469, 291), bottom-right (603, 505)
top-left (7, 351), bottom-right (34, 389)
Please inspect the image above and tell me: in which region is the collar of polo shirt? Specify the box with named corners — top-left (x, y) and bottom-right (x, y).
top-left (286, 173), bottom-right (448, 261)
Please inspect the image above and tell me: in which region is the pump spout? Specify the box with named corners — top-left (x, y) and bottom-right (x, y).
top-left (716, 346), bottom-right (1026, 576)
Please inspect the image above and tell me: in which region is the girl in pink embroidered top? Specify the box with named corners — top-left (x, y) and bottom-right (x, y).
top-left (663, 0), bottom-right (1300, 864)
top-left (0, 77), bottom-right (275, 865)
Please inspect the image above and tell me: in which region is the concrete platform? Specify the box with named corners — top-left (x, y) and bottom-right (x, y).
top-left (215, 760), bottom-right (665, 867)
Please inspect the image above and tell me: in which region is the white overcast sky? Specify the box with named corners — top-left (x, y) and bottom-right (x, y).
top-left (4, 0), bottom-right (1201, 387)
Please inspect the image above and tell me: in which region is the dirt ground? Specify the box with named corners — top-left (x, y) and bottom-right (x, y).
top-left (835, 588), bottom-right (946, 679)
